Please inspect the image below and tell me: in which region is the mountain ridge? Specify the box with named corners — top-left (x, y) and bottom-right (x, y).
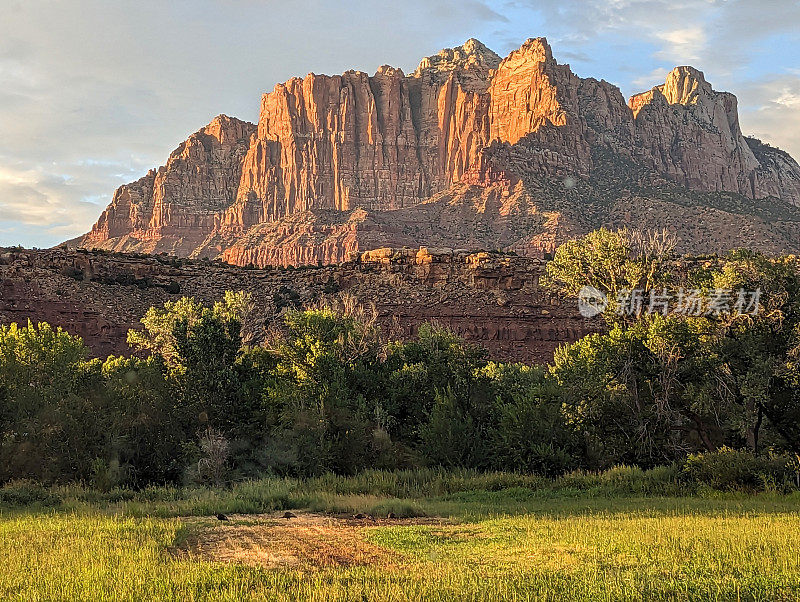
top-left (73, 37), bottom-right (800, 266)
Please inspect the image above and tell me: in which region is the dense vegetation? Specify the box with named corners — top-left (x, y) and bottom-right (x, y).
top-left (2, 230), bottom-right (800, 490)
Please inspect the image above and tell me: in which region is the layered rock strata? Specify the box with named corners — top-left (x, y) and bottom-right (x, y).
top-left (0, 246), bottom-right (596, 364)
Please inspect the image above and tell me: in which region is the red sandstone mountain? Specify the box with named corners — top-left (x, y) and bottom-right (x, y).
top-left (74, 38), bottom-right (800, 265)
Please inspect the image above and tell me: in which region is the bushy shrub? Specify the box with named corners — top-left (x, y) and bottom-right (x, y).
top-left (90, 458), bottom-right (127, 493)
top-left (555, 464), bottom-right (683, 496)
top-left (681, 448), bottom-right (794, 492)
top-left (0, 480), bottom-right (62, 507)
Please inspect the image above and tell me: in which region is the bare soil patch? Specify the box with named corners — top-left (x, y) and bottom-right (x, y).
top-left (178, 512), bottom-right (443, 570)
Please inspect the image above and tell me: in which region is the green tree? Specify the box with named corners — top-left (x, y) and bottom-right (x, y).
top-left (709, 251), bottom-right (800, 453)
top-left (127, 291), bottom-right (269, 481)
top-left (386, 323), bottom-right (489, 446)
top-left (100, 355), bottom-right (181, 484)
top-left (0, 322), bottom-right (104, 482)
top-left (128, 291), bottom-right (253, 366)
top-left (544, 228), bottom-right (675, 319)
top-left (483, 363), bottom-right (575, 476)
top-left (267, 301), bottom-right (390, 475)
top-left (551, 315), bottom-right (721, 467)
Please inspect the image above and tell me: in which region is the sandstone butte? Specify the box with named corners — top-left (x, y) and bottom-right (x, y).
top-left (71, 37), bottom-right (800, 266)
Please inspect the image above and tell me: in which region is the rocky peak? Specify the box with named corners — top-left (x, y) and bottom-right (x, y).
top-left (509, 37), bottom-right (555, 65)
top-left (375, 65), bottom-right (404, 78)
top-left (171, 115), bottom-right (255, 166)
top-left (412, 38), bottom-right (501, 90)
top-left (202, 114), bottom-right (256, 145)
top-left (488, 36), bottom-right (576, 146)
top-left (629, 66), bottom-right (764, 194)
top-left (660, 66), bottom-right (712, 105)
top-left (629, 66), bottom-right (719, 118)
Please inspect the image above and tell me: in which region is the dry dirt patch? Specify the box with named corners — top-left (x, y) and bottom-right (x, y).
top-left (178, 513), bottom-right (443, 570)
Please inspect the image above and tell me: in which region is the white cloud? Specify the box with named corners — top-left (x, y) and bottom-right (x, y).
top-left (775, 89), bottom-right (800, 109)
top-left (632, 67), bottom-right (671, 90)
top-left (507, 0), bottom-right (713, 53)
top-left (738, 74), bottom-right (800, 160)
top-left (654, 26), bottom-right (706, 63)
top-left (0, 165), bottom-right (100, 243)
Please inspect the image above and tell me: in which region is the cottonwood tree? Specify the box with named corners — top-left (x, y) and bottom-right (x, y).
top-left (544, 227), bottom-right (676, 320)
top-left (0, 322), bottom-right (102, 482)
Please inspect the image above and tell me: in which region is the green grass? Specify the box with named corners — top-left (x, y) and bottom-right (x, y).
top-left (1, 465), bottom-right (700, 518)
top-left (2, 498), bottom-right (800, 600)
top-left (368, 509), bottom-right (800, 600)
top-left (2, 470), bottom-right (800, 600)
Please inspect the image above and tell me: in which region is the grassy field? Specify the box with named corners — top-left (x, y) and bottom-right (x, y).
top-left (2, 470), bottom-right (800, 601)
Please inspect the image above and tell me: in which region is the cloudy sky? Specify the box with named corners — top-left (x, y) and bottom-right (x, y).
top-left (1, 0), bottom-right (799, 247)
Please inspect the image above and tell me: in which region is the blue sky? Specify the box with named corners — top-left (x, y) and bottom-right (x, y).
top-left (1, 0), bottom-right (799, 248)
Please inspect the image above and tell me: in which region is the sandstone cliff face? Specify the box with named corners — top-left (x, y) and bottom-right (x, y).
top-left (228, 40), bottom-right (499, 224)
top-left (482, 38), bottom-right (637, 181)
top-left (489, 37), bottom-right (590, 173)
top-left (629, 66), bottom-right (765, 198)
top-left (745, 136), bottom-right (800, 204)
top-left (81, 115), bottom-right (256, 255)
top-left (75, 38), bottom-right (800, 266)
